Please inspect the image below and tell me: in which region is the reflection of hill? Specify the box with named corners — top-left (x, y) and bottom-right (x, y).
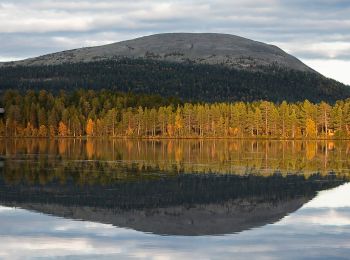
top-left (0, 174), bottom-right (344, 235)
top-left (9, 197), bottom-right (309, 236)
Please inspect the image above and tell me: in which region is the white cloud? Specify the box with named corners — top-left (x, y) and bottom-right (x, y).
top-left (302, 59), bottom-right (350, 85)
top-left (0, 56), bottom-right (24, 62)
top-left (275, 40), bottom-right (350, 59)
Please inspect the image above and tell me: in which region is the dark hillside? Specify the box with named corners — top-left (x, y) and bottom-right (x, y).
top-left (0, 59), bottom-right (349, 103)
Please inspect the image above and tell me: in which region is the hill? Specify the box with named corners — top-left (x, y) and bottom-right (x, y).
top-left (1, 33), bottom-right (312, 71)
top-left (0, 33), bottom-right (349, 102)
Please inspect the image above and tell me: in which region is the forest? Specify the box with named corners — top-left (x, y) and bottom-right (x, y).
top-left (1, 89), bottom-right (350, 139)
top-left (0, 58), bottom-right (349, 103)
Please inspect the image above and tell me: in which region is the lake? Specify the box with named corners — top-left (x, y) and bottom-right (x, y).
top-left (0, 139), bottom-right (350, 259)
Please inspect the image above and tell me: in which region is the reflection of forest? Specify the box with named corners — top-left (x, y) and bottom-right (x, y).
top-left (1, 139), bottom-right (350, 185)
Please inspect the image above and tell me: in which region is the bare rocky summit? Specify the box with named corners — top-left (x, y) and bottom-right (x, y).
top-left (2, 33), bottom-right (313, 72)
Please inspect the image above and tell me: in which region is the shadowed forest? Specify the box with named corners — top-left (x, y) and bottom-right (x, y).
top-left (1, 59), bottom-right (349, 103)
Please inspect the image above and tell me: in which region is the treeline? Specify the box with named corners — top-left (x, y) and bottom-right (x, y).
top-left (1, 89), bottom-right (350, 138)
top-left (1, 59), bottom-right (349, 103)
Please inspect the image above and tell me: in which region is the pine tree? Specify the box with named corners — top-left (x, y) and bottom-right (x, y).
top-left (318, 102), bottom-right (331, 136)
top-left (279, 101), bottom-right (289, 138)
top-left (289, 107), bottom-right (298, 138)
top-left (305, 118), bottom-right (317, 138)
top-left (183, 103), bottom-right (193, 137)
top-left (174, 107), bottom-right (183, 137)
top-left (260, 101), bottom-right (271, 135)
top-left (253, 106), bottom-right (262, 136)
top-left (149, 108), bottom-right (158, 137)
top-left (136, 107), bottom-right (144, 137)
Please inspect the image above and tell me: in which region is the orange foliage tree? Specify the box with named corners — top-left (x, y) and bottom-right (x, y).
top-left (58, 121), bottom-right (68, 137)
top-left (86, 119), bottom-right (95, 136)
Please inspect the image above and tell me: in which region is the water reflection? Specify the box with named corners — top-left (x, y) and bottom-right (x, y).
top-left (0, 139), bottom-right (349, 257)
top-left (0, 183), bottom-right (350, 259)
top-left (0, 139), bottom-right (348, 236)
top-left (1, 139), bottom-right (350, 178)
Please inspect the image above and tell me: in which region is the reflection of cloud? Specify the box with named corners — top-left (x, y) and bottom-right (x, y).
top-left (281, 208), bottom-right (350, 226)
top-left (1, 180), bottom-right (350, 258)
top-left (0, 206), bottom-right (13, 212)
top-left (304, 183), bottom-right (350, 208)
top-left (276, 183), bottom-right (350, 227)
top-left (0, 237), bottom-right (99, 255)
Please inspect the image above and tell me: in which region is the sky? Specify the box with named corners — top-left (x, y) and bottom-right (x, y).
top-left (0, 0), bottom-right (349, 84)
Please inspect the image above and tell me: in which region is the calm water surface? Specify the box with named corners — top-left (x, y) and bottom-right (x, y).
top-left (0, 139), bottom-right (350, 259)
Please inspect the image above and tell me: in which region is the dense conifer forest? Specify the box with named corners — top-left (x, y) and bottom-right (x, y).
top-left (0, 59), bottom-right (349, 103)
top-left (1, 89), bottom-right (350, 138)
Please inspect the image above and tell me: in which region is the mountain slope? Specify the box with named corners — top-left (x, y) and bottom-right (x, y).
top-left (0, 33), bottom-right (349, 102)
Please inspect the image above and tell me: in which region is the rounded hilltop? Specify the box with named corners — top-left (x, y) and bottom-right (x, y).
top-left (3, 33), bottom-right (313, 72)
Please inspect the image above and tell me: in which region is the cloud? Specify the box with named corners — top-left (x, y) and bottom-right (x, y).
top-left (0, 0), bottom-right (349, 84)
top-left (302, 59), bottom-right (350, 85)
